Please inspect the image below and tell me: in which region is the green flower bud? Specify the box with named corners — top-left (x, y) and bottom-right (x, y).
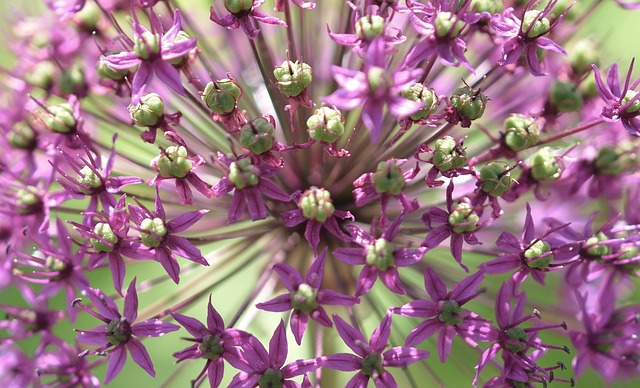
top-left (366, 238), bottom-right (396, 271)
top-left (90, 223), bottom-right (118, 253)
top-left (105, 318), bottom-right (131, 345)
top-left (435, 12), bottom-right (464, 38)
top-left (74, 2), bottom-right (101, 31)
top-left (45, 255), bottom-right (67, 273)
top-left (503, 114), bottom-right (539, 152)
top-left (593, 146), bottom-right (638, 175)
top-left (522, 10), bottom-right (550, 38)
top-left (530, 147), bottom-right (561, 182)
top-left (433, 136), bottom-right (467, 171)
top-left (129, 93), bottom-right (165, 127)
top-left (524, 240), bottom-right (552, 268)
top-left (290, 283), bottom-right (319, 313)
top-left (448, 202), bottom-right (479, 233)
top-left (25, 61), bottom-right (55, 90)
top-left (78, 166), bottom-right (103, 194)
top-left (401, 83), bottom-right (438, 121)
top-left (166, 31), bottom-right (192, 66)
top-left (239, 117), bottom-right (275, 154)
top-left (367, 66), bottom-right (387, 93)
top-left (355, 15), bottom-right (385, 41)
top-left (225, 0), bottom-right (253, 14)
top-left (59, 64), bottom-right (86, 96)
top-left (44, 103), bottom-right (77, 133)
top-left (361, 353), bottom-right (384, 377)
top-left (8, 122), bottom-right (36, 150)
top-left (622, 90), bottom-right (640, 114)
top-left (469, 0), bottom-right (503, 13)
top-left (199, 335), bottom-right (224, 360)
top-left (201, 79), bottom-right (242, 115)
top-left (479, 162), bottom-right (516, 197)
top-left (584, 233), bottom-right (612, 257)
top-left (450, 86), bottom-right (487, 122)
top-left (307, 106), bottom-right (345, 143)
top-left (228, 158), bottom-right (260, 189)
top-left (16, 187), bottom-right (42, 215)
top-left (505, 327), bottom-right (528, 353)
top-left (568, 38), bottom-right (600, 75)
top-left (371, 160), bottom-right (405, 195)
top-left (549, 81), bottom-right (583, 113)
top-left (579, 74), bottom-right (598, 98)
top-left (139, 217), bottom-right (167, 248)
top-left (298, 187), bottom-right (334, 222)
top-left (273, 61), bottom-right (312, 97)
top-left (154, 145), bottom-right (193, 178)
top-left (133, 31), bottom-right (161, 60)
top-left (438, 300), bottom-right (464, 326)
top-left (96, 59), bottom-right (129, 81)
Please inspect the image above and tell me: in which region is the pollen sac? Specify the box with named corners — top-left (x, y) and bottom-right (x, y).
top-left (521, 10), bottom-right (550, 38)
top-left (298, 187), bottom-right (335, 222)
top-left (78, 166), bottom-right (103, 194)
top-left (133, 31), bottom-right (161, 60)
top-left (225, 0), bottom-right (253, 14)
top-left (366, 238), bottom-right (395, 271)
top-left (8, 122), bottom-right (36, 150)
top-left (479, 162), bottom-right (516, 197)
top-left (198, 334), bottom-right (224, 360)
top-left (139, 217), bottom-right (167, 248)
top-left (239, 117), bottom-right (275, 154)
top-left (549, 81), bottom-right (583, 113)
top-left (44, 103), bottom-right (76, 134)
top-left (96, 57), bottom-right (129, 81)
top-left (524, 240), bottom-right (552, 268)
top-left (530, 147), bottom-right (561, 182)
top-left (273, 60), bottom-right (312, 98)
top-left (469, 0), bottom-right (503, 13)
top-left (16, 187), bottom-right (42, 215)
top-left (450, 86), bottom-right (487, 123)
top-left (228, 158), bottom-right (260, 189)
top-left (433, 136), bottom-right (467, 171)
top-left (129, 93), bottom-right (165, 127)
top-left (447, 201), bottom-right (479, 233)
top-left (438, 300), bottom-right (463, 326)
top-left (154, 145), bottom-right (193, 178)
top-left (371, 160), bottom-right (405, 195)
top-left (307, 106), bottom-right (345, 143)
top-left (202, 78), bottom-right (242, 115)
top-left (584, 232), bottom-right (612, 257)
top-left (434, 12), bottom-right (464, 38)
top-left (90, 223), bottom-right (118, 253)
top-left (166, 31), bottom-right (192, 66)
top-left (401, 83), bottom-right (438, 121)
top-left (503, 114), bottom-right (539, 152)
top-left (290, 283), bottom-right (319, 313)
top-left (355, 15), bottom-right (384, 41)
top-left (622, 90), bottom-right (640, 113)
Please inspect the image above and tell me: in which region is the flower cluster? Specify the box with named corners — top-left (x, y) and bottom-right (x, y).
top-left (1, 0), bottom-right (640, 387)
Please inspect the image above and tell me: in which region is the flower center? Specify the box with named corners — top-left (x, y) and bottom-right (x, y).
top-left (155, 146), bottom-right (193, 179)
top-left (90, 223), bottom-right (118, 253)
top-left (258, 368), bottom-right (283, 388)
top-left (523, 240), bottom-right (552, 268)
top-left (583, 233), bottom-right (612, 258)
top-left (522, 10), bottom-right (550, 38)
top-left (307, 107), bottom-right (345, 143)
top-left (290, 283), bottom-right (319, 313)
top-left (105, 318), bottom-right (132, 345)
top-left (371, 160), bottom-right (405, 195)
top-left (133, 31), bottom-right (161, 60)
top-left (438, 300), bottom-right (464, 326)
top-left (360, 352), bottom-right (384, 377)
top-left (228, 158), bottom-right (260, 189)
top-left (298, 187), bottom-right (335, 222)
top-left (198, 334), bottom-right (225, 360)
top-left (78, 166), bottom-right (103, 194)
top-left (433, 136), bottom-right (467, 171)
top-left (435, 12), bottom-right (463, 38)
top-left (139, 217), bottom-right (167, 248)
top-left (448, 202), bottom-right (479, 234)
top-left (505, 327), bottom-right (529, 353)
top-left (366, 238), bottom-right (395, 271)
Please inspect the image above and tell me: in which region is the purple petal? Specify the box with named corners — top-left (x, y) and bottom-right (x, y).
top-left (131, 62), bottom-right (153, 103)
top-left (450, 271), bottom-right (484, 303)
top-left (156, 246), bottom-right (181, 283)
top-left (255, 294), bottom-right (292, 312)
top-left (305, 248), bottom-right (327, 288)
top-left (165, 235), bottom-right (208, 265)
top-left (316, 289), bottom-right (360, 306)
top-left (405, 319), bottom-right (441, 347)
top-left (423, 268), bottom-right (447, 301)
top-left (382, 346), bottom-right (430, 367)
top-left (391, 299), bottom-right (438, 318)
top-left (422, 224), bottom-right (451, 248)
top-left (123, 278), bottom-right (139, 323)
top-left (105, 346), bottom-right (127, 384)
top-left (290, 310), bottom-right (308, 345)
top-left (333, 247), bottom-right (366, 265)
top-left (128, 338), bottom-right (156, 377)
top-left (171, 312), bottom-right (207, 338)
top-left (207, 296), bottom-right (225, 331)
top-left (153, 59), bottom-right (185, 95)
top-left (269, 320), bottom-right (288, 368)
top-left (495, 232), bottom-right (522, 254)
top-left (436, 326), bottom-right (455, 362)
top-left (273, 263), bottom-right (303, 291)
top-left (355, 265), bottom-right (378, 297)
top-left (369, 313), bottom-right (392, 353)
top-left (132, 319), bottom-right (180, 337)
top-left (379, 267), bottom-right (406, 295)
top-left (168, 209), bottom-right (208, 232)
top-left (208, 358), bottom-right (225, 388)
top-left (317, 353), bottom-right (361, 371)
top-left (333, 315), bottom-right (369, 357)
top-left (258, 179), bottom-right (291, 201)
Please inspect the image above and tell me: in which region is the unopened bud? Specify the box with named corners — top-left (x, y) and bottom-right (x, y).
top-left (371, 160), bottom-right (405, 195)
top-left (433, 136), bottom-right (467, 171)
top-left (298, 187), bottom-right (334, 222)
top-left (479, 162), bottom-right (516, 197)
top-left (273, 61), bottom-right (312, 98)
top-left (402, 83), bottom-right (438, 121)
top-left (202, 79), bottom-right (242, 115)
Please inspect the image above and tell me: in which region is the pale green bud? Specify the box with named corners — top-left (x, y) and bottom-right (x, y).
top-left (129, 93), bottom-right (165, 127)
top-left (299, 187), bottom-right (334, 222)
top-left (90, 223), bottom-right (118, 253)
top-left (155, 146), bottom-right (192, 178)
top-left (365, 238), bottom-right (395, 271)
top-left (139, 217), bottom-right (167, 248)
top-left (307, 107), bottom-right (345, 143)
top-left (371, 160), bottom-right (405, 195)
top-left (274, 61), bottom-right (312, 97)
top-left (503, 114), bottom-right (539, 152)
top-left (239, 117), bottom-right (275, 154)
top-left (228, 158), bottom-right (260, 189)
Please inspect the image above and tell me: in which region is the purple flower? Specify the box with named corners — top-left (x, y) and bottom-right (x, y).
top-left (35, 339), bottom-right (101, 387)
top-left (74, 279), bottom-right (180, 383)
top-left (212, 153), bottom-right (291, 223)
top-left (102, 9), bottom-right (197, 103)
top-left (225, 320), bottom-right (319, 387)
top-left (318, 313), bottom-right (430, 386)
top-left (391, 269), bottom-right (495, 362)
top-left (334, 213), bottom-right (426, 296)
top-left (274, 0), bottom-right (316, 12)
top-left (128, 189), bottom-right (209, 283)
top-left (592, 59), bottom-right (640, 136)
top-left (324, 38), bottom-right (423, 142)
top-left (490, 1), bottom-right (570, 76)
top-left (171, 296), bottom-right (253, 387)
top-left (210, 0), bottom-right (287, 40)
top-left (256, 248), bottom-right (360, 344)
